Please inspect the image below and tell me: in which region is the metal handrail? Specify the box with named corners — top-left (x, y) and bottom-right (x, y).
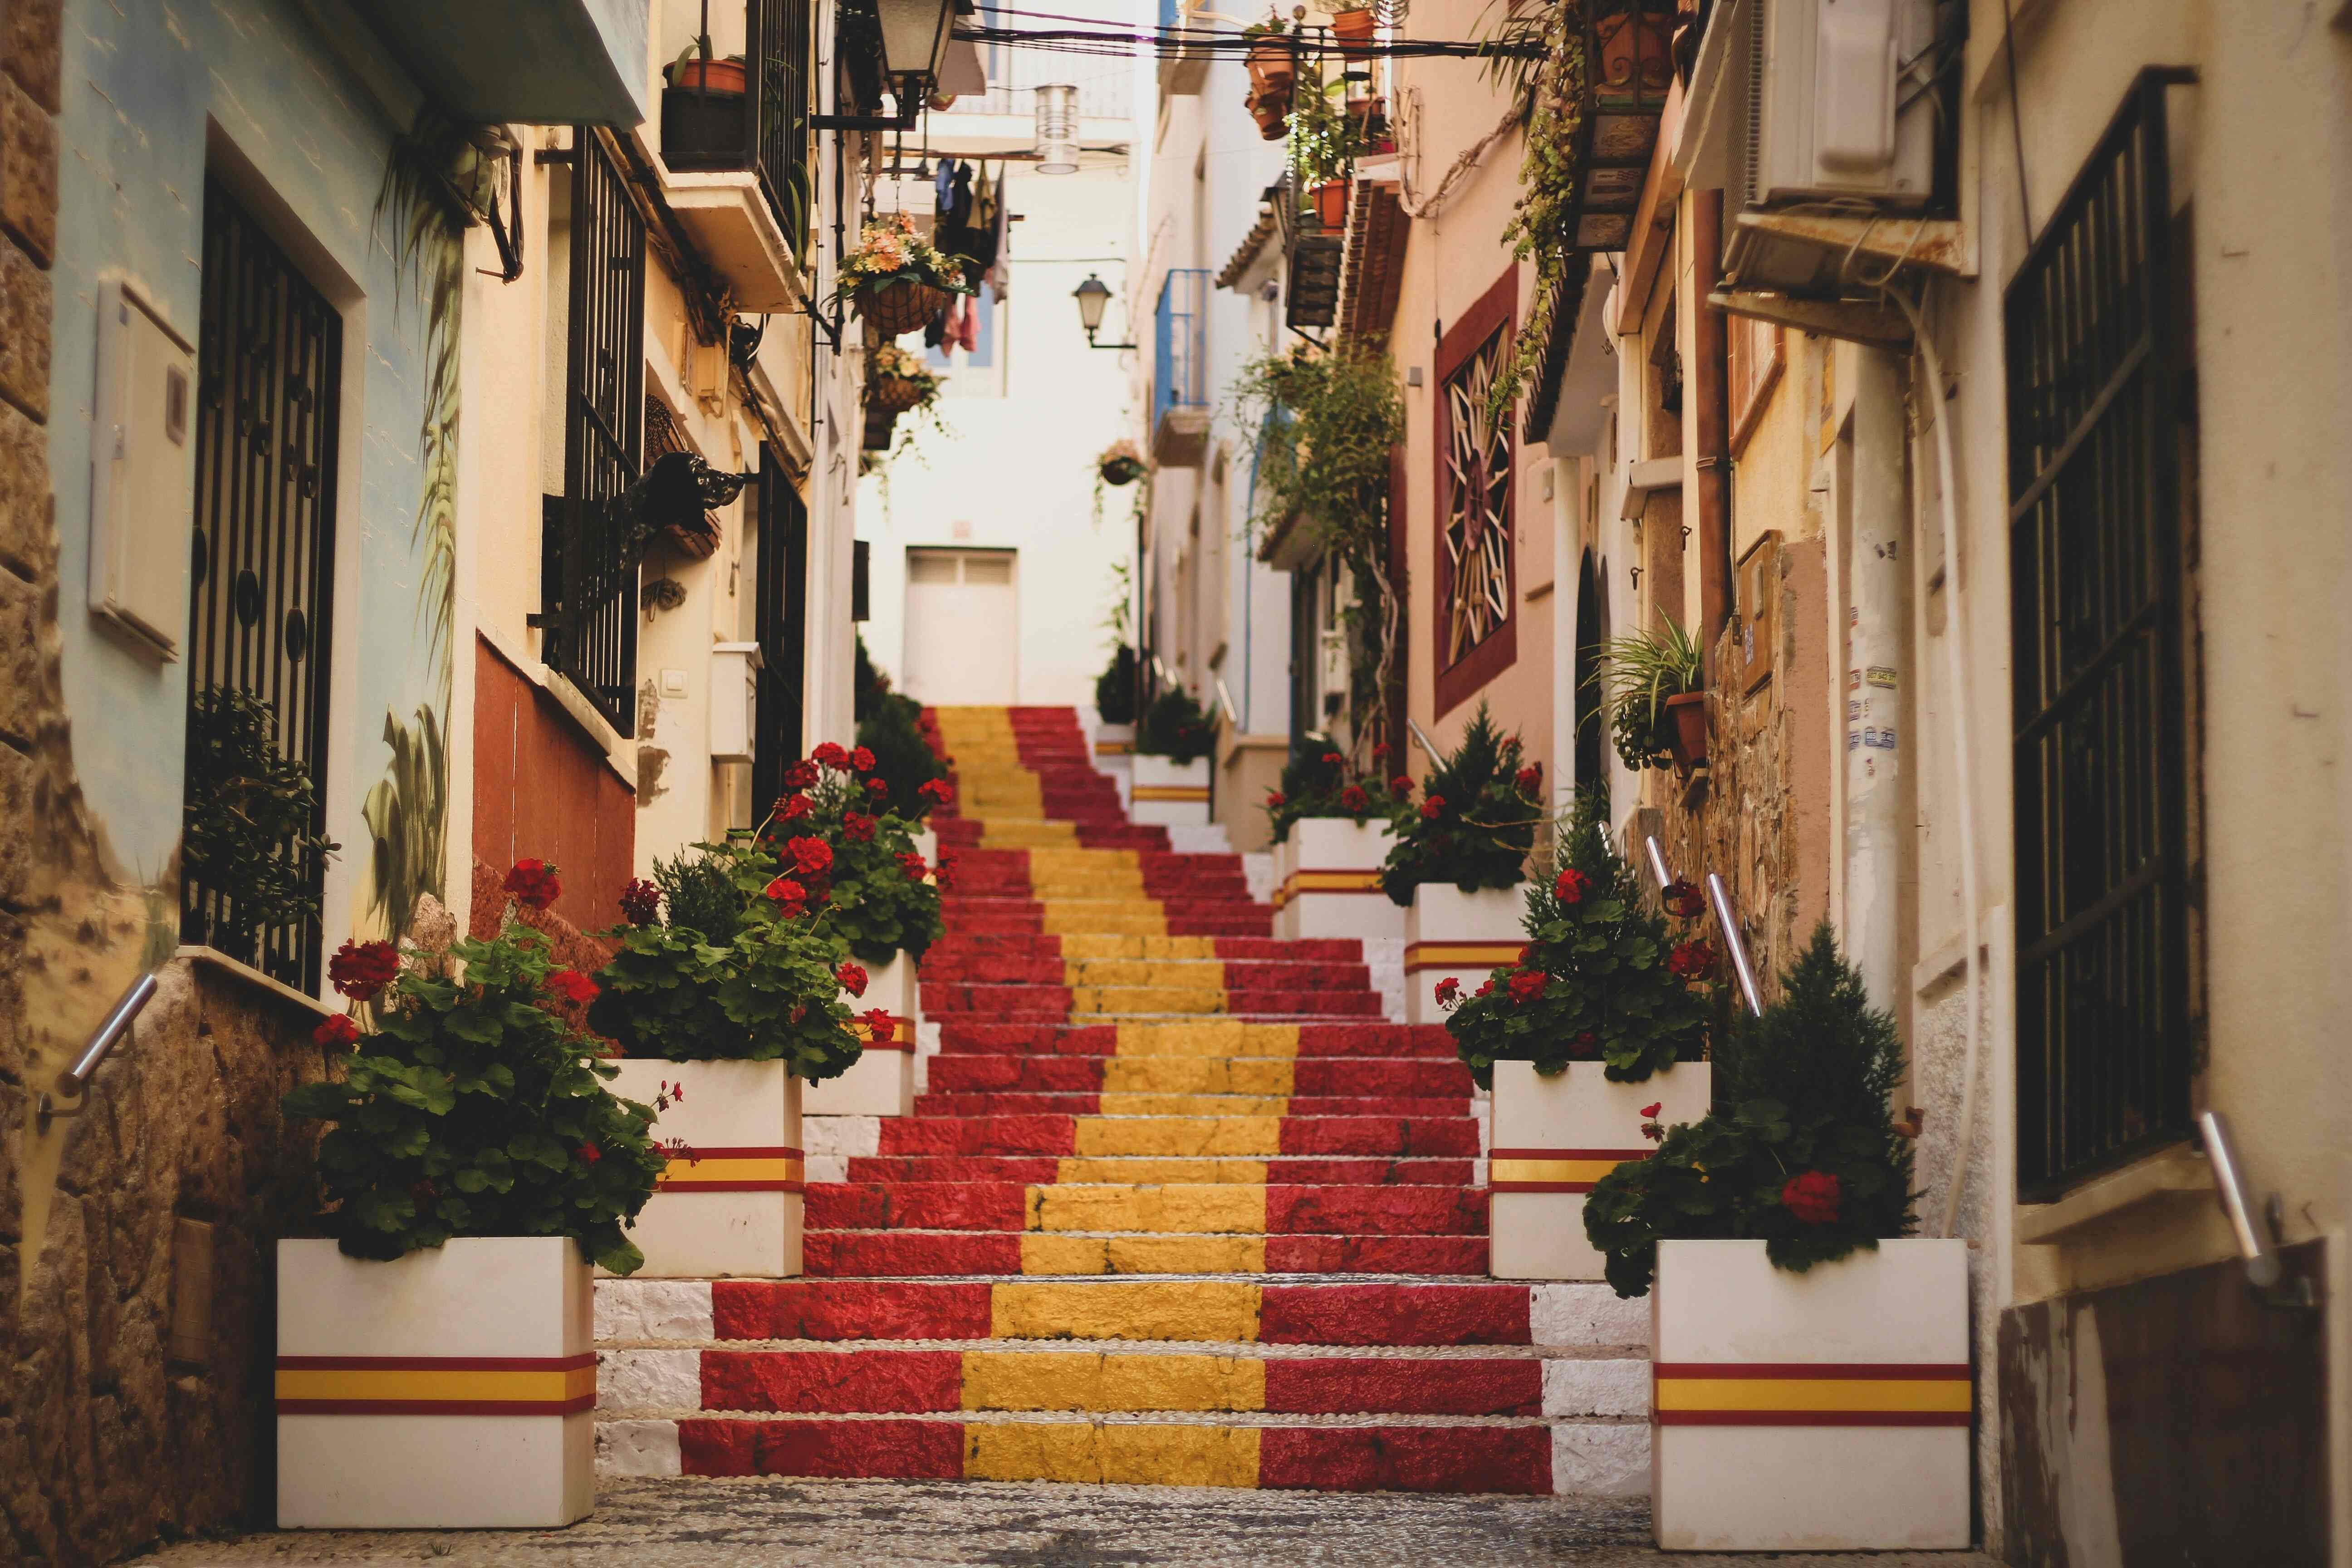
top-left (1642, 834), bottom-right (1763, 1019)
top-left (2197, 1109), bottom-right (2280, 1288)
top-left (38, 970), bottom-right (159, 1132)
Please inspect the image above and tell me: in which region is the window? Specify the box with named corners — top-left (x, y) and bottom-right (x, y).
top-left (182, 176), bottom-right (343, 990)
top-left (750, 445), bottom-right (809, 812)
top-left (539, 128), bottom-right (647, 736)
top-left (1434, 270), bottom-right (1518, 715)
top-left (2008, 68), bottom-right (2198, 1199)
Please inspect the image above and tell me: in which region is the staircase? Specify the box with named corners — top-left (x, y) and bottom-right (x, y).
top-left (596, 706), bottom-right (1652, 1495)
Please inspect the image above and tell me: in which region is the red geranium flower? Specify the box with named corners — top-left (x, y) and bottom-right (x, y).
top-left (1434, 976), bottom-right (1461, 1006)
top-left (1515, 764), bottom-right (1542, 793)
top-left (842, 812), bottom-right (877, 843)
top-left (1639, 1101), bottom-right (1663, 1119)
top-left (504, 858), bottom-right (563, 911)
top-left (577, 1143), bottom-right (602, 1165)
top-left (1265, 790), bottom-right (1285, 808)
top-left (859, 1007), bottom-right (901, 1041)
top-left (1473, 978), bottom-right (1496, 999)
top-left (328, 938), bottom-right (402, 1002)
top-left (1553, 867), bottom-right (1589, 905)
top-left (619, 878), bottom-right (663, 926)
top-left (813, 742), bottom-right (850, 770)
top-left (1667, 939), bottom-right (1715, 979)
top-left (1782, 1171), bottom-right (1842, 1225)
top-left (1391, 775), bottom-right (1414, 794)
top-left (781, 794), bottom-right (814, 820)
top-left (867, 778), bottom-right (889, 799)
top-left (919, 779), bottom-right (955, 805)
top-left (1570, 1030), bottom-right (1600, 1058)
top-left (1662, 878), bottom-right (1705, 918)
top-left (1508, 969), bottom-right (1548, 1004)
top-left (897, 852), bottom-right (928, 881)
top-left (1517, 943), bottom-right (1538, 967)
top-left (934, 853), bottom-right (958, 891)
top-left (787, 836), bottom-right (833, 876)
top-left (1322, 751), bottom-right (1345, 766)
top-left (1372, 741), bottom-right (1392, 759)
top-left (1339, 784), bottom-right (1369, 813)
top-left (764, 877), bottom-right (808, 915)
top-left (838, 962), bottom-right (869, 998)
top-left (313, 1014), bottom-right (361, 1048)
top-left (851, 745), bottom-right (877, 772)
top-left (1640, 1102), bottom-right (1666, 1143)
top-left (783, 760), bottom-right (819, 792)
top-left (1419, 794), bottom-right (1445, 820)
top-left (545, 969), bottom-right (599, 1005)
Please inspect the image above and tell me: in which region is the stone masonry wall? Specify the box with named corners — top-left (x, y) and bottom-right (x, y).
top-left (0, 1), bottom-right (331, 1559)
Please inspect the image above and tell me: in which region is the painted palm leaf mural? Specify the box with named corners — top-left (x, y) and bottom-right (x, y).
top-left (1442, 325), bottom-right (1514, 665)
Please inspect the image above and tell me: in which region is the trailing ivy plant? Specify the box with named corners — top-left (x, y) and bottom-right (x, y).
top-left (283, 903), bottom-right (666, 1273)
top-left (1439, 792), bottom-right (1712, 1087)
top-left (1589, 616), bottom-right (1704, 771)
top-left (182, 685), bottom-right (340, 952)
top-left (1481, 0), bottom-right (1590, 432)
top-left (1582, 924), bottom-right (1920, 1297)
top-left (1229, 346), bottom-right (1406, 757)
top-left (1378, 702), bottom-right (1544, 904)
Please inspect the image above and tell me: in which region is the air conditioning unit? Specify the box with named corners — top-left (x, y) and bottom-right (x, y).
top-left (1744, 0), bottom-right (1937, 210)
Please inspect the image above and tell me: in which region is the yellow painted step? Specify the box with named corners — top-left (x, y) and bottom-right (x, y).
top-left (1094, 1093), bottom-right (1291, 1116)
top-left (1100, 1058), bottom-right (1295, 1096)
top-left (1041, 906), bottom-right (1168, 937)
top-left (1073, 1116), bottom-right (1283, 1158)
top-left (1061, 935), bottom-right (1219, 962)
top-left (1054, 1156), bottom-right (1271, 1184)
top-left (1025, 1183), bottom-right (1267, 1235)
top-left (963, 1421), bottom-right (1259, 1487)
top-left (1111, 1022), bottom-right (1303, 1059)
top-left (1068, 987), bottom-right (1229, 1016)
top-left (961, 1350), bottom-right (1267, 1413)
top-left (1065, 960), bottom-right (1225, 987)
top-left (1018, 1234), bottom-right (1269, 1274)
top-left (990, 1279), bottom-right (1262, 1342)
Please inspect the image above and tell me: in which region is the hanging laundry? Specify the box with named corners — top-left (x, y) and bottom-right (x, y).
top-left (953, 289), bottom-right (980, 353)
top-left (966, 162), bottom-right (1002, 275)
top-left (983, 167), bottom-right (1012, 300)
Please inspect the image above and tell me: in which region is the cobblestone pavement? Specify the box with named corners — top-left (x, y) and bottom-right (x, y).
top-left (135, 1477), bottom-right (2003, 1567)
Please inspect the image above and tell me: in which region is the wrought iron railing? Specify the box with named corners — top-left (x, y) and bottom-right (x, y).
top-left (1153, 268), bottom-right (1210, 429)
top-left (183, 176), bottom-right (343, 991)
top-left (541, 128), bottom-right (646, 736)
top-left (2006, 68), bottom-right (2197, 1199)
top-left (661, 0), bottom-right (813, 260)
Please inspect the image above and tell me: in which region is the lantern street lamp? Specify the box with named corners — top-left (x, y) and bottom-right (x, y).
top-left (1072, 274), bottom-right (1136, 350)
top-left (813, 0), bottom-right (961, 132)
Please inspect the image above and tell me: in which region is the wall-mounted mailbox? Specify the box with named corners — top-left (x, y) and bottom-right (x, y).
top-left (88, 280), bottom-right (197, 660)
top-left (710, 641), bottom-right (760, 764)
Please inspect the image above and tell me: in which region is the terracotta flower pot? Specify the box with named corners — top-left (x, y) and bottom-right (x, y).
top-left (1245, 39), bottom-right (1297, 94)
top-left (1663, 691), bottom-right (1708, 775)
top-left (1331, 7), bottom-right (1376, 58)
top-left (1247, 88), bottom-right (1291, 140)
top-left (1313, 178), bottom-right (1348, 231)
top-left (671, 57), bottom-right (746, 93)
top-left (855, 279), bottom-right (951, 338)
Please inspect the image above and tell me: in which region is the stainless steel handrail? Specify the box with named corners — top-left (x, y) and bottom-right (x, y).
top-left (1706, 873), bottom-right (1765, 1019)
top-left (1214, 676), bottom-right (1239, 728)
top-left (2197, 1109), bottom-right (2282, 1289)
top-left (38, 970), bottom-right (159, 1132)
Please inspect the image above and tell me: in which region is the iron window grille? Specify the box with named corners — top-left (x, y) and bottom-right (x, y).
top-left (182, 176), bottom-right (343, 991)
top-left (2008, 67), bottom-right (2199, 1200)
top-left (750, 445), bottom-right (810, 811)
top-left (540, 128), bottom-right (647, 736)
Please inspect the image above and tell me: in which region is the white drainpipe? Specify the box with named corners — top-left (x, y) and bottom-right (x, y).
top-left (1844, 348), bottom-right (1908, 1010)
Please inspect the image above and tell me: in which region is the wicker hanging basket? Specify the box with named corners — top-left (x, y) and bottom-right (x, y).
top-left (855, 279), bottom-right (951, 338)
top-left (868, 373), bottom-right (928, 415)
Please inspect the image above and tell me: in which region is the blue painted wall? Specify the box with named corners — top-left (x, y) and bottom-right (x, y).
top-left (49, 0), bottom-right (445, 933)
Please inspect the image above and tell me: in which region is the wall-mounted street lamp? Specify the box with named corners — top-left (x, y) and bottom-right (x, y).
top-left (1072, 274), bottom-right (1137, 350)
top-left (813, 0), bottom-right (961, 132)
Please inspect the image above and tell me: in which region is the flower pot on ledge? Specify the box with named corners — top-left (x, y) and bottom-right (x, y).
top-left (1651, 1238), bottom-right (1971, 1551)
top-left (1404, 882), bottom-right (1524, 1025)
top-left (602, 1059), bottom-right (804, 1279)
top-left (1312, 178), bottom-right (1349, 232)
top-left (1663, 691), bottom-right (1708, 776)
top-left (1132, 753), bottom-right (1211, 826)
top-left (1274, 818), bottom-right (1403, 942)
top-left (276, 1237), bottom-right (594, 1529)
top-left (1488, 1059), bottom-right (1710, 1280)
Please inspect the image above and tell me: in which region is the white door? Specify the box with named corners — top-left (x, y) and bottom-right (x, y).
top-left (903, 548), bottom-right (1018, 705)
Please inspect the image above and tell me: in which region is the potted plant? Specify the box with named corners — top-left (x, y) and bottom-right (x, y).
top-left (1098, 438), bottom-right (1148, 488)
top-left (867, 341), bottom-right (941, 416)
top-left (831, 212), bottom-right (975, 338)
top-left (1242, 16), bottom-right (1299, 100)
top-left (1438, 796), bottom-right (1714, 1279)
top-left (1589, 615), bottom-right (1705, 776)
top-left (1265, 742), bottom-right (1405, 941)
top-left (662, 43), bottom-right (749, 166)
top-left (276, 876), bottom-right (666, 1528)
top-left (784, 741), bottom-right (947, 1117)
top-left (588, 818), bottom-right (887, 1277)
top-left (1583, 926), bottom-right (1965, 1551)
top-left (1132, 683), bottom-right (1216, 827)
top-left (1247, 86), bottom-right (1291, 141)
top-left (1380, 703), bottom-right (1545, 1022)
top-left (1330, 5), bottom-right (1377, 57)
top-left (1312, 177), bottom-right (1348, 231)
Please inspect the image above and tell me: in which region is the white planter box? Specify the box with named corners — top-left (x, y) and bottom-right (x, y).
top-left (1132, 753), bottom-right (1211, 826)
top-left (1651, 1239), bottom-right (1972, 1551)
top-left (1092, 720), bottom-right (1134, 764)
top-left (807, 952), bottom-right (917, 1117)
top-left (1403, 882), bottom-right (1526, 1024)
top-left (1273, 818), bottom-right (1404, 942)
top-left (277, 1236), bottom-right (593, 1529)
top-left (1489, 1060), bottom-right (1711, 1280)
top-left (604, 1059), bottom-right (803, 1279)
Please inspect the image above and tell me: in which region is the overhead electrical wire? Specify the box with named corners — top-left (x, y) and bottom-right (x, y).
top-left (950, 20), bottom-right (1539, 62)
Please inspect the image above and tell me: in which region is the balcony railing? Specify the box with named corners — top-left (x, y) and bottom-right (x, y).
top-left (1154, 269), bottom-right (1209, 428)
top-left (661, 0), bottom-right (813, 259)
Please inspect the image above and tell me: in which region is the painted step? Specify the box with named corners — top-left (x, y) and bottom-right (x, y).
top-left (933, 1022), bottom-right (1461, 1060)
top-left (806, 1182), bottom-right (1486, 1237)
top-left (910, 1093), bottom-right (1471, 1120)
top-left (802, 1231), bottom-right (1488, 1277)
top-left (873, 1114), bottom-right (1480, 1159)
top-left (843, 1155), bottom-right (1480, 1186)
top-left (925, 1054), bottom-right (1472, 1097)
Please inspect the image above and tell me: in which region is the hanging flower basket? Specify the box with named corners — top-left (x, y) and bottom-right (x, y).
top-left (1098, 439), bottom-right (1147, 487)
top-left (1248, 87), bottom-right (1291, 140)
top-left (832, 214), bottom-right (973, 340)
top-left (1245, 37), bottom-right (1298, 96)
top-left (1330, 7), bottom-right (1376, 58)
top-left (870, 374), bottom-right (928, 414)
top-left (867, 342), bottom-right (942, 416)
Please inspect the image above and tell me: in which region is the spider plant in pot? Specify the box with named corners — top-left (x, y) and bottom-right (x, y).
top-left (1589, 616), bottom-right (1706, 775)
